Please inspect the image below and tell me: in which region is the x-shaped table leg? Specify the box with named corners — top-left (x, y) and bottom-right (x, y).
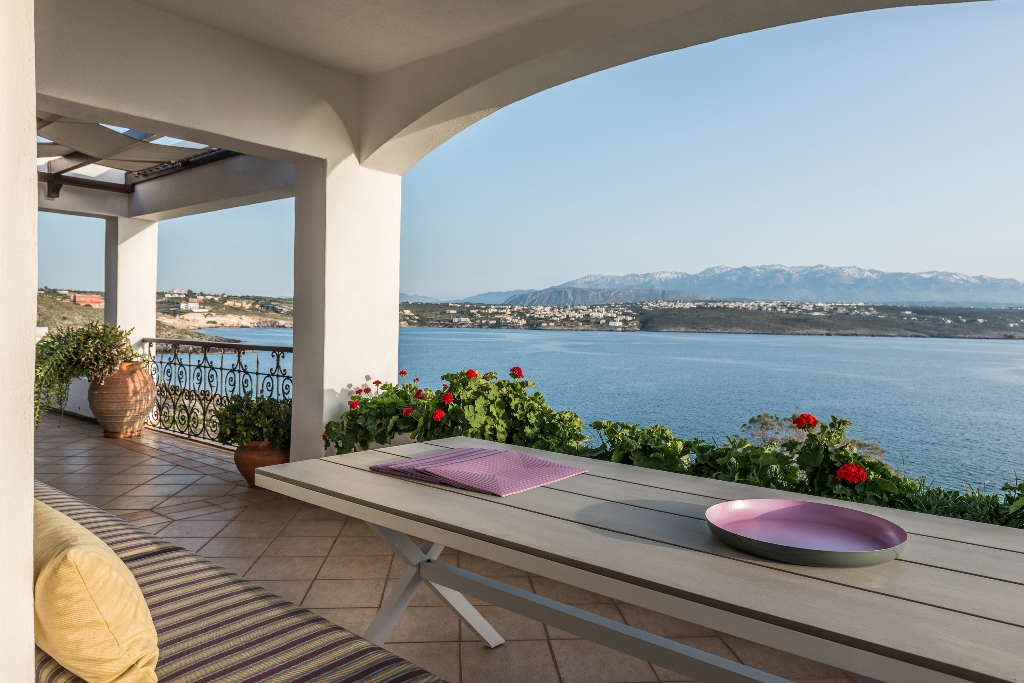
top-left (362, 522), bottom-right (505, 648)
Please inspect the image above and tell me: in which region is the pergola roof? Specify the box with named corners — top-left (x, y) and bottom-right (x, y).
top-left (37, 111), bottom-right (237, 195)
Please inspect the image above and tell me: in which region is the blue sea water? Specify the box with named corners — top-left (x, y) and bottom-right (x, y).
top-left (201, 327), bottom-right (1024, 490)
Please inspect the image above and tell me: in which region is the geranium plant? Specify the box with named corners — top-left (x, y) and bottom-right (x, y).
top-left (323, 375), bottom-right (425, 453)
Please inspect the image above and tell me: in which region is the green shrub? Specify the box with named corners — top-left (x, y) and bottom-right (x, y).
top-left (322, 368), bottom-right (1024, 529)
top-left (688, 437), bottom-right (802, 490)
top-left (34, 323), bottom-right (136, 427)
top-left (587, 421), bottom-right (689, 473)
top-left (215, 394), bottom-right (291, 449)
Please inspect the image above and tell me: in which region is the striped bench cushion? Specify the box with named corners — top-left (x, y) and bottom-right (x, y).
top-left (34, 483), bottom-right (442, 683)
top-left (34, 482), bottom-right (176, 560)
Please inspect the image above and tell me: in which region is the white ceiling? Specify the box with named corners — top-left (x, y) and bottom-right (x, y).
top-left (135, 0), bottom-right (594, 74)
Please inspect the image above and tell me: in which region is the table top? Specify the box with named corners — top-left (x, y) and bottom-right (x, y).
top-left (257, 437), bottom-right (1024, 683)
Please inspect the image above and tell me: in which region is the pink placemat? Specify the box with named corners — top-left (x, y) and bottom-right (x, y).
top-left (370, 448), bottom-right (587, 496)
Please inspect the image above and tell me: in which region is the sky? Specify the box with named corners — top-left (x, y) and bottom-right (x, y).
top-left (38, 1), bottom-right (1024, 300)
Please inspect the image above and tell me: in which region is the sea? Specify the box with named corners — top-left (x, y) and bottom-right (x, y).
top-left (200, 327), bottom-right (1024, 490)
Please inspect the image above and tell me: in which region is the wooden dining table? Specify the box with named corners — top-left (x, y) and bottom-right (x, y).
top-left (256, 436), bottom-right (1024, 683)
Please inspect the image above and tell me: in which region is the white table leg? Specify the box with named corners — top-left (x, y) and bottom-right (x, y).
top-left (363, 522), bottom-right (505, 648)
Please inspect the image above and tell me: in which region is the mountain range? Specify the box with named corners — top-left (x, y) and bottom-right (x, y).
top-left (554, 266), bottom-right (1024, 306)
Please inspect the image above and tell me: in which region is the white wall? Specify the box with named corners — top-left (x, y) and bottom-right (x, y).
top-left (0, 0), bottom-right (39, 678)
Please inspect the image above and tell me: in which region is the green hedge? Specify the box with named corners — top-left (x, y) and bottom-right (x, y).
top-left (323, 369), bottom-right (1024, 528)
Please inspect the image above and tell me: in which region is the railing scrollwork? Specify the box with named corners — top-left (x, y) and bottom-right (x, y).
top-left (142, 337), bottom-right (292, 442)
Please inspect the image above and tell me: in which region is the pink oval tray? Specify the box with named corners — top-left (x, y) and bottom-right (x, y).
top-left (705, 499), bottom-right (907, 567)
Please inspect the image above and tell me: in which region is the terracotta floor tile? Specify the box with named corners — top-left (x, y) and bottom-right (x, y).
top-left (339, 519), bottom-right (376, 536)
top-left (165, 506), bottom-right (233, 521)
top-left (616, 603), bottom-right (715, 638)
top-left (280, 519), bottom-right (346, 537)
top-left (74, 464), bottom-right (140, 474)
top-left (249, 579), bottom-right (312, 605)
top-left (34, 464), bottom-right (88, 474)
top-left (125, 483), bottom-right (189, 497)
top-left (387, 606), bottom-right (460, 643)
top-left (386, 642), bottom-right (461, 683)
top-left (311, 608), bottom-right (378, 637)
top-left (545, 603), bottom-right (625, 639)
top-left (105, 495), bottom-right (171, 509)
top-left (176, 483), bottom-right (238, 497)
top-left (51, 472), bottom-right (122, 485)
top-left (207, 556), bottom-right (259, 576)
top-left (199, 535), bottom-right (274, 557)
top-left (461, 640), bottom-right (560, 683)
top-left (186, 509), bottom-right (243, 521)
top-left (153, 499), bottom-right (216, 514)
top-left (460, 605), bottom-right (547, 641)
top-left (71, 483), bottom-right (139, 497)
top-left (218, 520), bottom-right (287, 537)
top-left (293, 504), bottom-right (347, 522)
top-left (317, 555), bottom-right (392, 579)
top-left (97, 473), bottom-right (159, 485)
top-left (530, 576), bottom-right (613, 604)
top-left (330, 535), bottom-right (394, 556)
top-left (302, 579), bottom-right (387, 608)
top-left (383, 579), bottom-right (445, 607)
top-left (232, 504), bottom-right (300, 523)
top-left (245, 555), bottom-right (326, 581)
top-left (118, 465), bottom-right (176, 475)
top-left (140, 473), bottom-right (202, 484)
top-left (137, 521), bottom-right (170, 534)
top-left (719, 636), bottom-right (847, 680)
top-left (157, 519), bottom-right (230, 537)
top-left (550, 639), bottom-right (658, 683)
top-left (264, 536), bottom-right (337, 557)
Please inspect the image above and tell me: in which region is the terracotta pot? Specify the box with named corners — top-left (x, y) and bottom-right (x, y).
top-left (234, 441), bottom-right (290, 488)
top-left (87, 362), bottom-right (157, 438)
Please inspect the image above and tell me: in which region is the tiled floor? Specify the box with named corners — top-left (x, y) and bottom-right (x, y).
top-left (34, 414), bottom-right (863, 683)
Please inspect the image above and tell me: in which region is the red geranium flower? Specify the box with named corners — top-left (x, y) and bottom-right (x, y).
top-left (836, 463), bottom-right (868, 485)
top-left (321, 433), bottom-right (327, 440)
top-left (442, 383), bottom-right (448, 389)
top-left (402, 407), bottom-right (414, 418)
top-left (510, 366), bottom-right (524, 379)
top-left (414, 389), bottom-right (424, 400)
top-left (442, 392), bottom-right (454, 404)
top-left (348, 400), bottom-right (360, 410)
top-left (399, 369), bottom-right (408, 377)
top-left (373, 379), bottom-right (382, 386)
top-left (432, 409), bottom-right (445, 422)
top-left (413, 378), bottom-right (419, 382)
top-left (793, 413), bottom-right (819, 429)
top-left (466, 369), bottom-right (478, 379)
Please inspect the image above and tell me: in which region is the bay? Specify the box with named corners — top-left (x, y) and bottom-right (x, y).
top-left (201, 327), bottom-right (1024, 489)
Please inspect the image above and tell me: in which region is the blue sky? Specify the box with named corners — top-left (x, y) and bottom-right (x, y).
top-left (39, 1), bottom-right (1024, 300)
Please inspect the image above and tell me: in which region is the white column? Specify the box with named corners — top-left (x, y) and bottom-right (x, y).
top-left (0, 0), bottom-right (39, 678)
top-left (291, 157), bottom-right (402, 461)
top-left (104, 217), bottom-right (158, 349)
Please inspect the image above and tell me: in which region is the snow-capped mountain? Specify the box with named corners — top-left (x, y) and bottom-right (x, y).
top-left (557, 266), bottom-right (1024, 305)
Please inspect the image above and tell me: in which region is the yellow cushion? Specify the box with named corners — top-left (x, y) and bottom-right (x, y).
top-left (34, 500), bottom-right (159, 683)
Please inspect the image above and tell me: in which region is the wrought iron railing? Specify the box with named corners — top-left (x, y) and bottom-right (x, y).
top-left (142, 337), bottom-right (292, 442)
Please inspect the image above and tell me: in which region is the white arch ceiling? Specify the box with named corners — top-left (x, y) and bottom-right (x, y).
top-left (37, 0), bottom-right (980, 176)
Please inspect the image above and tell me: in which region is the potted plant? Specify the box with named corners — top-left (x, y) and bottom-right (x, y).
top-left (34, 322), bottom-right (156, 437)
top-left (215, 394), bottom-right (291, 487)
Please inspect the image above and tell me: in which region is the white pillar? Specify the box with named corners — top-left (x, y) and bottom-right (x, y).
top-left (104, 217), bottom-right (158, 349)
top-left (0, 0), bottom-right (39, 678)
top-left (291, 157), bottom-right (402, 461)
